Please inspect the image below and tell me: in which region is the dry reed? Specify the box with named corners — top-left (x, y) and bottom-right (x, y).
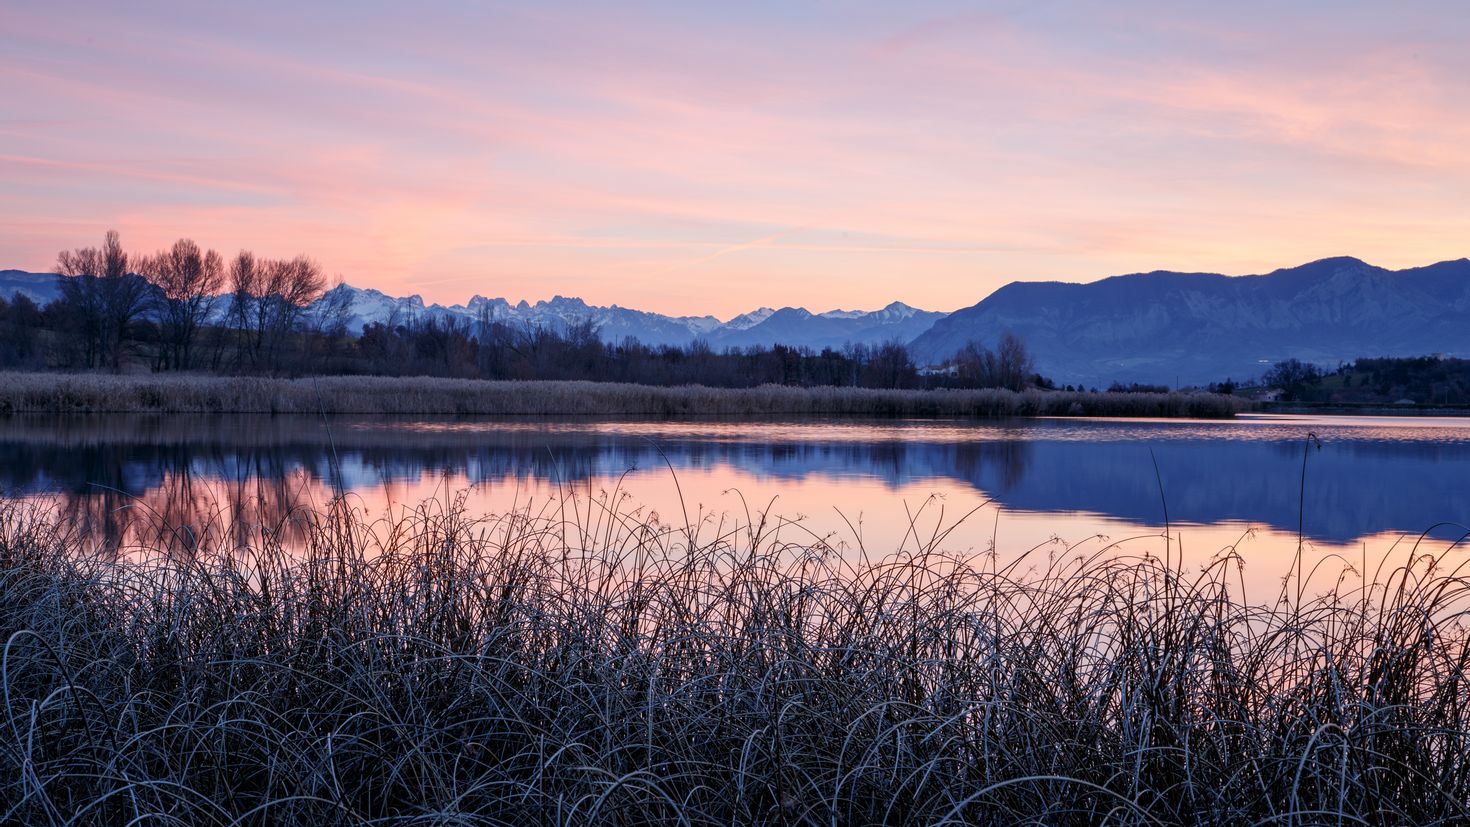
top-left (0, 489), bottom-right (1467, 824)
top-left (0, 371), bottom-right (1246, 418)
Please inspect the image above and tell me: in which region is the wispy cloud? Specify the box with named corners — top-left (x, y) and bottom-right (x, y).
top-left (2, 1), bottom-right (1468, 315)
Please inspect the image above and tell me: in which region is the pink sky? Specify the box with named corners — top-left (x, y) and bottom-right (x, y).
top-left (3, 1), bottom-right (1469, 317)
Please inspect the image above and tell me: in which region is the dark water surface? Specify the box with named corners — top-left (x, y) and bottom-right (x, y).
top-left (3, 413), bottom-right (1467, 590)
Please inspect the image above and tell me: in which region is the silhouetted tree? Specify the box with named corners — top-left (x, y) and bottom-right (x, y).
top-left (260, 256), bottom-right (326, 372)
top-left (54, 230), bottom-right (150, 370)
top-left (953, 332), bottom-right (1033, 391)
top-left (861, 341), bottom-right (916, 389)
top-left (995, 331), bottom-right (1033, 392)
top-left (55, 241), bottom-right (107, 368)
top-left (225, 253), bottom-right (327, 372)
top-left (24, 231), bottom-right (1080, 392)
top-left (954, 341), bottom-right (996, 387)
top-left (226, 250), bottom-right (261, 369)
top-left (100, 231), bottom-right (150, 370)
top-left (0, 292), bottom-right (44, 366)
top-left (1262, 359), bottom-right (1323, 400)
top-left (141, 239), bottom-right (224, 370)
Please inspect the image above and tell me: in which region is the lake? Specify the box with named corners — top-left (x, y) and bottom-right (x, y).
top-left (3, 412), bottom-right (1468, 595)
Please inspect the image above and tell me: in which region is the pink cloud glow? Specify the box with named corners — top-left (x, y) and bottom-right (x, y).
top-left (2, 1), bottom-right (1468, 316)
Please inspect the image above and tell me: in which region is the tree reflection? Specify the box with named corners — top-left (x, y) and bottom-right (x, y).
top-left (2, 413), bottom-right (1467, 551)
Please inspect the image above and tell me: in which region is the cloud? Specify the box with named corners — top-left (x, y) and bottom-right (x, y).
top-left (2, 1), bottom-right (1468, 315)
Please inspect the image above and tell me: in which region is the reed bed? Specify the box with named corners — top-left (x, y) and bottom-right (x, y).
top-left (0, 371), bottom-right (1246, 418)
top-left (1, 491), bottom-right (1468, 825)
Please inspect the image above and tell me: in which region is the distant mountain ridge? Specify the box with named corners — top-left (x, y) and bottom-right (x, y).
top-left (0, 271), bottom-right (941, 350)
top-left (907, 256), bottom-right (1470, 386)
top-left (10, 256), bottom-right (1470, 386)
top-left (0, 270), bottom-right (62, 307)
top-left (323, 283), bottom-right (944, 350)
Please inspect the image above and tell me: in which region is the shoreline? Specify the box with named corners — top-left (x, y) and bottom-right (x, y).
top-left (0, 371), bottom-right (1246, 418)
top-left (1259, 401), bottom-right (1470, 417)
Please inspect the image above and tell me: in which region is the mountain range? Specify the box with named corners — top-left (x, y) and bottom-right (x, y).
top-left (908, 256), bottom-right (1470, 385)
top-left (0, 270), bottom-right (940, 351)
top-left (323, 284), bottom-right (945, 351)
top-left (6, 256), bottom-right (1470, 386)
top-left (0, 270), bottom-right (62, 307)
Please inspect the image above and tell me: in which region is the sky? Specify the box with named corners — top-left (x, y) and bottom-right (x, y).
top-left (3, 1), bottom-right (1469, 318)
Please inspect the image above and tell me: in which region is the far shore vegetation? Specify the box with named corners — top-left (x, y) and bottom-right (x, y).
top-left (1, 230), bottom-right (1042, 392)
top-left (0, 371), bottom-right (1245, 418)
top-left (0, 230), bottom-right (1255, 418)
top-left (1226, 355), bottom-right (1470, 406)
top-left (2, 229), bottom-right (1454, 418)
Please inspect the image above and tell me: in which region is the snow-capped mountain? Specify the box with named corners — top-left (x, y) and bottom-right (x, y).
top-left (331, 285), bottom-right (431, 335)
top-left (0, 272), bottom-right (940, 351)
top-left (705, 301), bottom-right (944, 350)
top-left (448, 295), bottom-right (723, 347)
top-left (15, 256), bottom-right (1470, 386)
top-left (322, 284), bottom-right (943, 350)
top-left (721, 307), bottom-right (776, 331)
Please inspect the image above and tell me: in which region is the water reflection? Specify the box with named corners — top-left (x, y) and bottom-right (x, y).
top-left (1, 414), bottom-right (1468, 554)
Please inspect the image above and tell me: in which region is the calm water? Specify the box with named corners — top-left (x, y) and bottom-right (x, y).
top-left (3, 413), bottom-right (1468, 593)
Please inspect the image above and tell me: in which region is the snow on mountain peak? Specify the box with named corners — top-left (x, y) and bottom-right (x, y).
top-left (319, 285), bottom-right (940, 348)
top-left (723, 307), bottom-right (776, 330)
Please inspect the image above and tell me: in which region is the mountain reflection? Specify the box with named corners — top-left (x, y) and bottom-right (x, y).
top-left (1, 414), bottom-right (1467, 549)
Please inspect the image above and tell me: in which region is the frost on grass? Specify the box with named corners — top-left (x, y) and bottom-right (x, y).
top-left (0, 491), bottom-right (1466, 825)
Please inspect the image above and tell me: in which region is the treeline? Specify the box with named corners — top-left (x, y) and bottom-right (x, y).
top-left (349, 319), bottom-right (1046, 391)
top-left (0, 231), bottom-right (348, 374)
top-left (1, 230), bottom-right (1056, 392)
top-left (1246, 356), bottom-right (1470, 405)
top-left (357, 317), bottom-right (925, 388)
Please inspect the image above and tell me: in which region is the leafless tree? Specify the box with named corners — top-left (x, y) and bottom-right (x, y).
top-left (996, 331), bottom-right (1034, 392)
top-left (260, 256), bottom-right (326, 371)
top-left (222, 252), bottom-right (325, 371)
top-left (227, 251), bottom-right (260, 369)
top-left (141, 238), bottom-right (224, 370)
top-left (56, 230), bottom-right (149, 370)
top-left (955, 331), bottom-right (1033, 391)
top-left (295, 277), bottom-right (353, 369)
top-left (306, 279), bottom-right (352, 338)
top-left (863, 341), bottom-right (915, 389)
top-left (954, 341), bottom-right (998, 388)
top-left (56, 244), bottom-right (106, 368)
top-left (99, 230), bottom-right (151, 371)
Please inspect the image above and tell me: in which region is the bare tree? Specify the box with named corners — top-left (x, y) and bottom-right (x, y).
top-left (866, 341), bottom-right (916, 389)
top-left (296, 277), bottom-right (352, 369)
top-left (996, 331), bottom-right (1034, 392)
top-left (56, 243), bottom-right (106, 368)
top-left (260, 256), bottom-right (325, 371)
top-left (954, 332), bottom-right (1033, 391)
top-left (99, 230), bottom-right (151, 371)
top-left (142, 238), bottom-right (224, 370)
top-left (954, 341), bottom-right (996, 388)
top-left (55, 230), bottom-right (148, 370)
top-left (227, 251), bottom-right (260, 369)
top-left (270, 255), bottom-right (327, 368)
top-left (1262, 358), bottom-right (1324, 401)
